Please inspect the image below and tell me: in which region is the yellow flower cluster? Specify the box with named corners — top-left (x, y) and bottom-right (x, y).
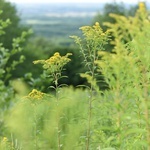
top-left (33, 52), bottom-right (72, 74)
top-left (80, 22), bottom-right (101, 33)
top-left (95, 22), bottom-right (99, 26)
top-left (2, 137), bottom-right (8, 142)
top-left (79, 22), bottom-right (108, 45)
top-left (1, 137), bottom-right (12, 149)
top-left (94, 22), bottom-right (103, 31)
top-left (139, 2), bottom-right (145, 9)
top-left (28, 89), bottom-right (44, 100)
top-left (93, 22), bottom-right (101, 30)
top-left (139, 2), bottom-right (146, 12)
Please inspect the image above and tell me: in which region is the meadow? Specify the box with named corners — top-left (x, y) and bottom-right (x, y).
top-left (0, 3), bottom-right (150, 150)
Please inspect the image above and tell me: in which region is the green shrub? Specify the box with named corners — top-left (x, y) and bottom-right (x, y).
top-left (0, 10), bottom-right (31, 137)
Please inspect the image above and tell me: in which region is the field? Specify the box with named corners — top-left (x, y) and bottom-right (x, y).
top-left (17, 3), bottom-right (103, 45)
top-left (0, 2), bottom-right (150, 150)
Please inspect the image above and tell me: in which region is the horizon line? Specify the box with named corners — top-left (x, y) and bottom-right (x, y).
top-left (9, 1), bottom-right (141, 4)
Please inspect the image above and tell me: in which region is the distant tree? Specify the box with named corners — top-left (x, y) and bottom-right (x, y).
top-left (92, 2), bottom-right (138, 31)
top-left (0, 0), bottom-right (28, 49)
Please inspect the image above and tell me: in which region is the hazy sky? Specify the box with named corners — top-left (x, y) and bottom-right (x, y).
top-left (7, 0), bottom-right (144, 4)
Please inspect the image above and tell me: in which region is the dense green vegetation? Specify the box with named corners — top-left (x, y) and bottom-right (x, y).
top-left (0, 1), bottom-right (150, 150)
top-left (0, 0), bottom-right (29, 49)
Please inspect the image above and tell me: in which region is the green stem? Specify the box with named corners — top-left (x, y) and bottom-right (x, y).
top-left (86, 65), bottom-right (95, 150)
top-left (142, 68), bottom-right (150, 149)
top-left (86, 89), bottom-right (93, 150)
top-left (33, 106), bottom-right (38, 150)
top-left (54, 74), bottom-right (61, 150)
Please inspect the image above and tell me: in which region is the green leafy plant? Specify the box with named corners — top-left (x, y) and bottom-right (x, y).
top-left (0, 10), bottom-right (31, 137)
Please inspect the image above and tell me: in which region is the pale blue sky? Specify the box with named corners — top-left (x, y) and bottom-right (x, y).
top-left (7, 0), bottom-right (144, 4)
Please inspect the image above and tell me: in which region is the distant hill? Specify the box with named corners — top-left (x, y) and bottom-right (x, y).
top-left (15, 3), bottom-right (104, 45)
top-left (15, 2), bottom-right (150, 45)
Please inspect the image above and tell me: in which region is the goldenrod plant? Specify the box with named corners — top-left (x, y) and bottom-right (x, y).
top-left (6, 89), bottom-right (50, 150)
top-left (71, 22), bottom-right (110, 149)
top-left (95, 2), bottom-right (150, 149)
top-left (71, 2), bottom-right (150, 149)
top-left (33, 52), bottom-right (72, 150)
top-left (33, 52), bottom-right (72, 87)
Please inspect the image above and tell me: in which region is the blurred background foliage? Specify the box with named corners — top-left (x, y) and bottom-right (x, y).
top-left (92, 2), bottom-right (138, 31)
top-left (0, 0), bottom-right (148, 92)
top-left (0, 0), bottom-right (29, 49)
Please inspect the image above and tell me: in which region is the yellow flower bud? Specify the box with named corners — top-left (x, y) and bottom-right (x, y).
top-left (3, 137), bottom-right (8, 142)
top-left (95, 22), bottom-right (99, 26)
top-left (139, 2), bottom-right (146, 11)
top-left (54, 52), bottom-right (60, 56)
top-left (28, 89), bottom-right (44, 100)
